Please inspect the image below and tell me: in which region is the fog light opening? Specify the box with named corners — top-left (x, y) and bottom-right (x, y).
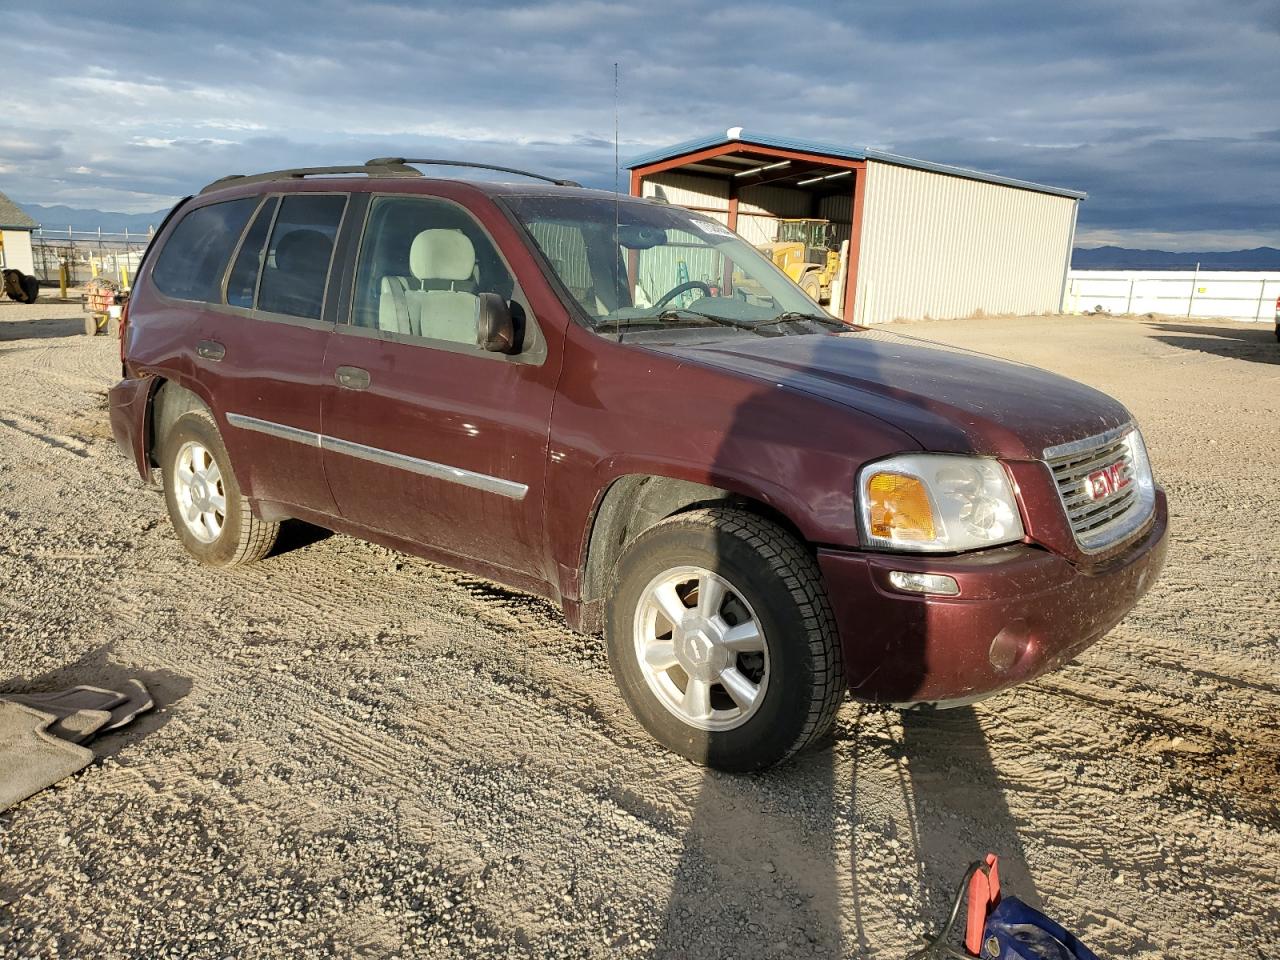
top-left (989, 623), bottom-right (1032, 672)
top-left (887, 571), bottom-right (960, 596)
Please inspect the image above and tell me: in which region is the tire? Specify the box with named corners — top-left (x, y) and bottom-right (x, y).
top-left (20, 274), bottom-right (39, 304)
top-left (2, 270), bottom-right (22, 302)
top-left (605, 507), bottom-right (844, 772)
top-left (160, 410), bottom-right (278, 566)
top-left (800, 273), bottom-right (822, 303)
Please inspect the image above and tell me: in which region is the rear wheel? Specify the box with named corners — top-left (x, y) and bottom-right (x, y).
top-left (800, 273), bottom-right (822, 303)
top-left (605, 507), bottom-right (844, 771)
top-left (161, 410), bottom-right (278, 566)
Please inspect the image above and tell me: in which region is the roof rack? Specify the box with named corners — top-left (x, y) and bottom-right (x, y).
top-left (367, 158), bottom-right (581, 187)
top-left (200, 161), bottom-right (420, 194)
top-left (200, 158), bottom-right (581, 195)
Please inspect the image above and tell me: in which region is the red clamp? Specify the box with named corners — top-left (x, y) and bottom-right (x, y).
top-left (964, 854), bottom-right (1001, 956)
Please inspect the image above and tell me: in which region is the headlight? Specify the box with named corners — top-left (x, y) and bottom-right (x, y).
top-left (857, 454), bottom-right (1025, 552)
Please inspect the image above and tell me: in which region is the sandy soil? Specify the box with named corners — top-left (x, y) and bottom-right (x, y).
top-left (0, 303), bottom-right (1276, 959)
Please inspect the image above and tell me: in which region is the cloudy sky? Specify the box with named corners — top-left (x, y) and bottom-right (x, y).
top-left (3, 0), bottom-right (1277, 250)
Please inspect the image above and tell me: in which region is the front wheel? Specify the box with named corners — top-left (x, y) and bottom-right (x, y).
top-left (161, 410), bottom-right (278, 566)
top-left (605, 507), bottom-right (845, 771)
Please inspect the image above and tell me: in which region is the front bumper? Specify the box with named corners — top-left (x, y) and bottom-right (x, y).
top-left (817, 489), bottom-right (1169, 705)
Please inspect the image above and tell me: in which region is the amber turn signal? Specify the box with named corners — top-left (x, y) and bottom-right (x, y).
top-left (866, 472), bottom-right (936, 542)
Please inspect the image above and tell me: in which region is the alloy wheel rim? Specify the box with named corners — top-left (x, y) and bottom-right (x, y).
top-left (633, 565), bottom-right (770, 732)
top-left (174, 440), bottom-right (226, 544)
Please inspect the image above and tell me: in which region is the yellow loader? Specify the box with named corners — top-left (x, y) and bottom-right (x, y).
top-left (761, 219), bottom-right (840, 304)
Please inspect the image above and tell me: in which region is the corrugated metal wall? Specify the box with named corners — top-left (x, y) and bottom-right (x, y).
top-left (819, 195), bottom-right (853, 249)
top-left (853, 161), bottom-right (1077, 325)
top-left (641, 173), bottom-right (728, 212)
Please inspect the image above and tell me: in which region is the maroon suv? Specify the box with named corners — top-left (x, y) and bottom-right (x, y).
top-left (109, 158), bottom-right (1169, 771)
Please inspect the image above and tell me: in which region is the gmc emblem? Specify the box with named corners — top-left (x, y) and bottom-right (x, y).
top-left (1086, 461), bottom-right (1130, 500)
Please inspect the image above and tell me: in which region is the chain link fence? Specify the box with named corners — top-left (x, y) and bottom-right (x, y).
top-left (31, 228), bottom-right (153, 289)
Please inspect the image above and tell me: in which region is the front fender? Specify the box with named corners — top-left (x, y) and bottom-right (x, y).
top-left (545, 329), bottom-right (921, 604)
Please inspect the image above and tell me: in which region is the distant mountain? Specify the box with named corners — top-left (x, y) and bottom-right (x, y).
top-left (1072, 246), bottom-right (1280, 271)
top-left (19, 203), bottom-right (173, 237)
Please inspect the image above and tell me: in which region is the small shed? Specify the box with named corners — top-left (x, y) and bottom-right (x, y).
top-left (0, 189), bottom-right (38, 275)
top-left (627, 128), bottom-right (1085, 324)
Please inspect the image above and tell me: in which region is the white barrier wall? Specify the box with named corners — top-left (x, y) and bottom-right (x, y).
top-left (0, 229), bottom-right (35, 274)
top-left (1066, 270), bottom-right (1280, 322)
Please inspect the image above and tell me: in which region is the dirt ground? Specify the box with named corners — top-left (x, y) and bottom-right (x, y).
top-left (0, 302), bottom-right (1276, 959)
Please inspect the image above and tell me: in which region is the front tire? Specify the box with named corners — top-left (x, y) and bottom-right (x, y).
top-left (161, 410), bottom-right (278, 566)
top-left (800, 273), bottom-right (822, 303)
top-left (605, 507), bottom-right (844, 772)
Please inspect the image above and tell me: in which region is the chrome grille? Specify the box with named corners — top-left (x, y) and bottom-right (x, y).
top-left (1043, 424), bottom-right (1154, 553)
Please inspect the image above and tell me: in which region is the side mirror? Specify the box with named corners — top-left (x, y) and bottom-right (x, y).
top-left (476, 292), bottom-right (518, 353)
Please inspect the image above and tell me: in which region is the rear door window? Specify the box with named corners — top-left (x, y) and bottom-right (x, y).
top-left (151, 198), bottom-right (258, 303)
top-left (225, 197), bottom-right (278, 309)
top-left (257, 194), bottom-right (347, 321)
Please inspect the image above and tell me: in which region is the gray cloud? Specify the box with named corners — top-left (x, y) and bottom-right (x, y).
top-left (2, 0), bottom-right (1276, 249)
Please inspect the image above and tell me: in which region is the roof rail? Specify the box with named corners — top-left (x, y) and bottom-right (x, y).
top-left (368, 157), bottom-right (582, 187)
top-left (199, 161), bottom-right (421, 195)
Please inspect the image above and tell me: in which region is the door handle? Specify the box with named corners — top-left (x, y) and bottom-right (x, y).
top-left (335, 365), bottom-right (371, 390)
top-left (196, 339), bottom-right (225, 362)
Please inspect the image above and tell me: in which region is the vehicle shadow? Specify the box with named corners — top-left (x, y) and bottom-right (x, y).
top-left (1147, 322), bottom-right (1279, 365)
top-left (905, 707), bottom-right (1040, 907)
top-left (0, 315), bottom-right (86, 341)
top-left (653, 330), bottom-right (1041, 958)
top-left (268, 518), bottom-right (334, 557)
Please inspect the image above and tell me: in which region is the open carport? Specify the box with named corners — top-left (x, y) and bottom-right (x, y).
top-left (628, 128), bottom-right (1086, 324)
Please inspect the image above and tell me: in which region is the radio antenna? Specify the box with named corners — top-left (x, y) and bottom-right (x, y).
top-left (613, 61), bottom-right (622, 341)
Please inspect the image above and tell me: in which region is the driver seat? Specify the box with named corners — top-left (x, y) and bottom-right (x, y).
top-left (402, 229), bottom-right (479, 343)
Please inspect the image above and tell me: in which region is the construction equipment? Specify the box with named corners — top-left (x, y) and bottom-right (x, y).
top-left (83, 277), bottom-right (123, 336)
top-left (760, 218), bottom-right (841, 304)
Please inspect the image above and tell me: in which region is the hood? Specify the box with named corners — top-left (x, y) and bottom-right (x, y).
top-left (660, 330), bottom-right (1132, 460)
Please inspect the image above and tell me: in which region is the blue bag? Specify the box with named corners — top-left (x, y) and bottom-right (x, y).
top-left (979, 897), bottom-right (1101, 960)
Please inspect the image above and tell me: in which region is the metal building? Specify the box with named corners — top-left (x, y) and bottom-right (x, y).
top-left (627, 129), bottom-right (1085, 324)
top-left (0, 189), bottom-right (38, 276)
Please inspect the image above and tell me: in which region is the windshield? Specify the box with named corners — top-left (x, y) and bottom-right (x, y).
top-left (501, 195), bottom-right (835, 337)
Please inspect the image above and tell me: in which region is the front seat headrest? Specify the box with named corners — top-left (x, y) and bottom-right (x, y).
top-left (409, 229), bottom-right (476, 282)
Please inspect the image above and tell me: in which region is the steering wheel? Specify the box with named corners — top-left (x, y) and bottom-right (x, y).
top-left (653, 280), bottom-right (713, 310)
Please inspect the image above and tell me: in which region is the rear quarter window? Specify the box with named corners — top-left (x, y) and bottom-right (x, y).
top-left (151, 198), bottom-right (258, 303)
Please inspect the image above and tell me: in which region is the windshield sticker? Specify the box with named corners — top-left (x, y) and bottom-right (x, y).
top-left (690, 218), bottom-right (735, 239)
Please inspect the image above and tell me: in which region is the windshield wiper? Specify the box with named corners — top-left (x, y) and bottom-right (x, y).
top-left (654, 308), bottom-right (783, 334)
top-left (746, 310), bottom-right (845, 331)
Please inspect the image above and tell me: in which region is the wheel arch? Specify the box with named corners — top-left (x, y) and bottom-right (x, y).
top-left (147, 378), bottom-right (212, 469)
top-left (573, 473), bottom-right (811, 632)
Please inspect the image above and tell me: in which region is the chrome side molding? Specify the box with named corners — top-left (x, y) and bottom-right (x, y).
top-left (225, 412), bottom-right (528, 501)
top-left (226, 412), bottom-right (321, 447)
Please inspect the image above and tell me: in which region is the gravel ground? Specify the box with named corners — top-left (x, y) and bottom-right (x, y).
top-left (0, 302), bottom-right (1276, 959)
